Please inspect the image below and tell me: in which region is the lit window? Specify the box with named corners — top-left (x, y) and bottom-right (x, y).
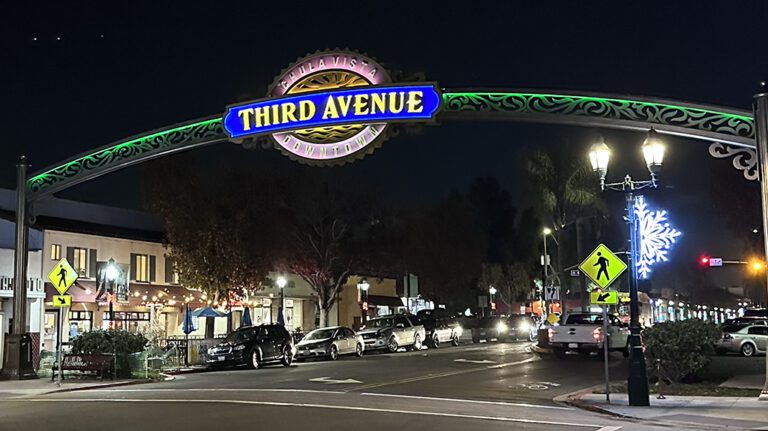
top-left (50, 244), bottom-right (61, 260)
top-left (135, 254), bottom-right (149, 282)
top-left (72, 247), bottom-right (88, 276)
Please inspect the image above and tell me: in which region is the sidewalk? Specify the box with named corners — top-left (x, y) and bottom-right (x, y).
top-left (0, 378), bottom-right (145, 399)
top-left (571, 392), bottom-right (768, 430)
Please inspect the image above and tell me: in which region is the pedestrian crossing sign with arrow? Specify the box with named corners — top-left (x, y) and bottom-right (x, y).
top-left (51, 295), bottom-right (72, 308)
top-left (590, 290), bottom-right (618, 305)
top-left (579, 244), bottom-right (627, 289)
top-left (47, 258), bottom-right (78, 295)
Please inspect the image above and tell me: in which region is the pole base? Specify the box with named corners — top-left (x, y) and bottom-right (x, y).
top-left (760, 385), bottom-right (768, 401)
top-left (627, 329), bottom-right (649, 406)
top-left (0, 334), bottom-right (39, 380)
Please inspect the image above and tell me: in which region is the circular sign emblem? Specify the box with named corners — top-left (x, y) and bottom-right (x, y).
top-left (268, 50), bottom-right (392, 165)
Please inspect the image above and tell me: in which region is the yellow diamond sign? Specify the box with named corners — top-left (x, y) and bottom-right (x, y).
top-left (48, 258), bottom-right (78, 295)
top-left (579, 244), bottom-right (627, 289)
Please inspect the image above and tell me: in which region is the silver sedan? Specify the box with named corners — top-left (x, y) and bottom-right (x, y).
top-left (295, 326), bottom-right (364, 361)
top-left (716, 324), bottom-right (768, 357)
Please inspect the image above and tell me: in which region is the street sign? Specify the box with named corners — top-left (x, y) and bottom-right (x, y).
top-left (47, 258), bottom-right (78, 295)
top-left (579, 244), bottom-right (627, 289)
top-left (709, 258), bottom-right (723, 267)
top-left (590, 290), bottom-right (619, 305)
top-left (544, 286), bottom-right (560, 301)
top-left (546, 313), bottom-right (559, 325)
top-left (51, 295), bottom-right (71, 308)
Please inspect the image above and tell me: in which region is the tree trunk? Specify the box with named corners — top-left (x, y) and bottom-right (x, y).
top-left (205, 316), bottom-right (215, 338)
top-left (576, 219), bottom-right (588, 311)
top-left (319, 307), bottom-right (328, 327)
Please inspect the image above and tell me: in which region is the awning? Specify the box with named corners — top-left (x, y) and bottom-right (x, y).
top-left (367, 295), bottom-right (405, 307)
top-left (45, 281), bottom-right (205, 308)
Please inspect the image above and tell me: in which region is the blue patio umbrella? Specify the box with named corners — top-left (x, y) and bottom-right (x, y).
top-left (192, 307), bottom-right (228, 318)
top-left (241, 307), bottom-right (253, 327)
top-left (182, 305), bottom-right (194, 335)
top-left (277, 306), bottom-right (285, 326)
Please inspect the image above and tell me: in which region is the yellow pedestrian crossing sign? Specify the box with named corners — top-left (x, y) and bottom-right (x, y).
top-left (48, 258), bottom-right (78, 295)
top-left (590, 290), bottom-right (619, 305)
top-left (51, 295), bottom-right (72, 308)
top-left (579, 244), bottom-right (627, 289)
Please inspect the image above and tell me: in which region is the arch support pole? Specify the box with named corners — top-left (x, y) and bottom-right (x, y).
top-left (754, 83), bottom-right (768, 401)
top-left (0, 156), bottom-right (37, 380)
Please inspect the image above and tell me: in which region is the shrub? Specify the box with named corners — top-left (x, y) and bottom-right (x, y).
top-left (642, 319), bottom-right (721, 383)
top-left (71, 330), bottom-right (148, 378)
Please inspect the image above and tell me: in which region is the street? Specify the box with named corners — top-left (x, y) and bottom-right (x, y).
top-left (0, 341), bottom-right (677, 431)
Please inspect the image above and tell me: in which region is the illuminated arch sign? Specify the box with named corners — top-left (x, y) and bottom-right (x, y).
top-left (223, 51), bottom-right (442, 165)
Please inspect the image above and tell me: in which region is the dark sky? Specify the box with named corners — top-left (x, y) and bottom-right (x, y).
top-left (2, 1), bottom-right (768, 293)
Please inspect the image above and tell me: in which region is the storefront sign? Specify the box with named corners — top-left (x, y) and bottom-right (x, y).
top-left (223, 50), bottom-right (442, 165)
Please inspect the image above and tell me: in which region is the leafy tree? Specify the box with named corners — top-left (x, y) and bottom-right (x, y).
top-left (478, 262), bottom-right (533, 308)
top-left (71, 330), bottom-right (148, 378)
top-left (146, 158), bottom-right (282, 336)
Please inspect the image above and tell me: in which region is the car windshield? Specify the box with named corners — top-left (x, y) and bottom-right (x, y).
top-left (223, 327), bottom-right (256, 344)
top-left (565, 314), bottom-right (601, 325)
top-left (304, 328), bottom-right (337, 340)
top-left (366, 318), bottom-right (393, 328)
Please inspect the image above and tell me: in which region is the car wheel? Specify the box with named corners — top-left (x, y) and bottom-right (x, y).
top-left (387, 336), bottom-right (399, 353)
top-left (432, 335), bottom-right (440, 349)
top-left (329, 345), bottom-right (339, 361)
top-left (553, 348), bottom-right (566, 359)
top-left (472, 336), bottom-right (480, 344)
top-left (355, 343), bottom-right (364, 357)
top-left (413, 334), bottom-right (422, 351)
top-left (280, 346), bottom-right (293, 366)
top-left (451, 333), bottom-right (460, 347)
top-left (741, 343), bottom-right (756, 357)
top-left (249, 349), bottom-right (261, 369)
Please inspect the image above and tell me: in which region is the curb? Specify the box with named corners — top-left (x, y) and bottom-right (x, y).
top-left (42, 379), bottom-right (154, 395)
top-left (553, 384), bottom-right (639, 420)
top-left (531, 345), bottom-right (552, 354)
top-left (162, 368), bottom-right (210, 376)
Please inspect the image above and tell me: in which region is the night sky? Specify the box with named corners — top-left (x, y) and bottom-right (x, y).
top-left (2, 1), bottom-right (768, 294)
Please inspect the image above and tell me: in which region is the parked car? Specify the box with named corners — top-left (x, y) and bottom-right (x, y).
top-left (357, 315), bottom-right (426, 353)
top-left (471, 316), bottom-right (512, 343)
top-left (417, 315), bottom-right (461, 348)
top-left (295, 326), bottom-right (364, 361)
top-left (207, 324), bottom-right (294, 369)
top-left (723, 317), bottom-right (768, 327)
top-left (716, 323), bottom-right (768, 357)
top-left (548, 312), bottom-right (630, 358)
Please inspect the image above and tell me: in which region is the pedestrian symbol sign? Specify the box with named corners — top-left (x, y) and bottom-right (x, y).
top-left (590, 291), bottom-right (619, 305)
top-left (51, 295), bottom-right (72, 308)
top-left (579, 244), bottom-right (627, 289)
top-left (48, 258), bottom-right (78, 295)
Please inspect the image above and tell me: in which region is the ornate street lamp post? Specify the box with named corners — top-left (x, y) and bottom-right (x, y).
top-left (276, 275), bottom-right (287, 326)
top-left (589, 130), bottom-right (666, 407)
top-left (488, 286), bottom-right (497, 315)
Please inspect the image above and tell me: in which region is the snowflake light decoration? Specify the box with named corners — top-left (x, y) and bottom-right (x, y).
top-left (634, 195), bottom-right (681, 279)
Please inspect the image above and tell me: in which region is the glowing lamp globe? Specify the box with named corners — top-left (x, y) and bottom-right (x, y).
top-left (588, 138), bottom-right (611, 179)
top-left (642, 129), bottom-right (665, 175)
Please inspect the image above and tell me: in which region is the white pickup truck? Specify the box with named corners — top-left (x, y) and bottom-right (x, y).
top-left (548, 312), bottom-right (630, 359)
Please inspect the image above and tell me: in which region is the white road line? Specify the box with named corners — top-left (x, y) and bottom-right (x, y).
top-left (79, 388), bottom-right (345, 395)
top-left (4, 398), bottom-right (606, 428)
top-left (360, 392), bottom-right (572, 410)
top-left (596, 427), bottom-right (622, 431)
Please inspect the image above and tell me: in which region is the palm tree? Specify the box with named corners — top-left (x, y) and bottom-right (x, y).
top-left (526, 149), bottom-right (605, 307)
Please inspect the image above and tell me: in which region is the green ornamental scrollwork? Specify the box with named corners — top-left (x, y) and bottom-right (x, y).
top-left (27, 117), bottom-right (226, 198)
top-left (442, 92), bottom-right (754, 142)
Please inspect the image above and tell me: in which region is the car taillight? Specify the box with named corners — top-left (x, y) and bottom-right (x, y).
top-left (592, 327), bottom-right (602, 342)
top-left (548, 328), bottom-right (556, 340)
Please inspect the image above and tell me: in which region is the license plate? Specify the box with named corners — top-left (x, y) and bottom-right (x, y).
top-left (217, 356), bottom-right (225, 361)
top-left (568, 343), bottom-right (578, 348)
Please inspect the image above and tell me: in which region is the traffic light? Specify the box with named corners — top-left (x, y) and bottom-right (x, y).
top-left (700, 256), bottom-right (709, 266)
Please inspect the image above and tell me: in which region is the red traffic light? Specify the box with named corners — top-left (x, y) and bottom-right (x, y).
top-left (700, 257), bottom-right (710, 265)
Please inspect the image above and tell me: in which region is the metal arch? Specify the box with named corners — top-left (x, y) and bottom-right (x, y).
top-left (27, 116), bottom-right (227, 201)
top-left (26, 90), bottom-right (756, 199)
top-left (441, 90), bottom-right (755, 148)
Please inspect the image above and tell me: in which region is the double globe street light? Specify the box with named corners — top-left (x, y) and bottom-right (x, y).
top-left (588, 129), bottom-right (666, 407)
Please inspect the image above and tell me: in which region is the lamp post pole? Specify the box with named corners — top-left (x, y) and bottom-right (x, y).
top-left (357, 278), bottom-right (370, 328)
top-left (753, 82), bottom-right (768, 401)
top-left (589, 133), bottom-right (665, 407)
top-left (542, 228), bottom-right (552, 316)
top-left (276, 276), bottom-right (287, 326)
top-left (489, 286), bottom-right (497, 315)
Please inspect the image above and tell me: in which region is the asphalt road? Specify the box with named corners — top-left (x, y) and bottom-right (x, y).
top-left (0, 341), bottom-right (684, 431)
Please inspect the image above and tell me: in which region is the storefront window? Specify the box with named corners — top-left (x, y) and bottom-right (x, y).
top-left (103, 311), bottom-right (150, 333)
top-left (68, 311), bottom-right (92, 338)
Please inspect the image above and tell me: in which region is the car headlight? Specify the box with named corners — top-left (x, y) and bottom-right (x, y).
top-left (455, 326), bottom-right (463, 337)
top-left (496, 322), bottom-right (508, 332)
top-left (207, 348), bottom-right (214, 355)
top-left (234, 345), bottom-right (246, 351)
top-left (518, 322), bottom-right (530, 332)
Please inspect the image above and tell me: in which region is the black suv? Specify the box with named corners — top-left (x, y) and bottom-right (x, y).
top-left (207, 324), bottom-right (294, 369)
